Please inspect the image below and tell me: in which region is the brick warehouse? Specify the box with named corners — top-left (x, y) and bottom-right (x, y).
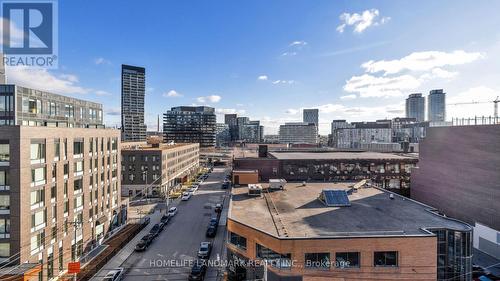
top-left (226, 182), bottom-right (472, 281)
top-left (233, 151), bottom-right (418, 196)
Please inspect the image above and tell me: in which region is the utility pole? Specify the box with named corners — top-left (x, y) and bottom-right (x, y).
top-left (66, 220), bottom-right (82, 281)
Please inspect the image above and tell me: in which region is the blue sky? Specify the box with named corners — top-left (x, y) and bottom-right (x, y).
top-left (4, 0), bottom-right (500, 134)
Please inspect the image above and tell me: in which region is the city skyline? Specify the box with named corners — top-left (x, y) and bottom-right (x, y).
top-left (2, 0), bottom-right (500, 134)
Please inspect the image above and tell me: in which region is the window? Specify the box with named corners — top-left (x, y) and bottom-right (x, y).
top-left (51, 205), bottom-right (57, 221)
top-left (229, 231), bottom-right (247, 250)
top-left (28, 98), bottom-right (38, 113)
top-left (30, 142), bottom-right (46, 164)
top-left (256, 243), bottom-right (292, 269)
top-left (0, 143), bottom-right (9, 162)
top-left (63, 139), bottom-right (67, 159)
top-left (54, 139), bottom-right (60, 160)
top-left (335, 252), bottom-right (360, 268)
top-left (64, 163), bottom-right (69, 177)
top-left (49, 102), bottom-right (57, 116)
top-left (74, 178), bottom-right (83, 192)
top-left (74, 195), bottom-right (83, 209)
top-left (64, 200), bottom-right (69, 214)
top-left (374, 251), bottom-right (398, 267)
top-left (30, 189), bottom-right (45, 207)
top-left (74, 160), bottom-right (84, 175)
top-left (73, 139), bottom-right (84, 157)
top-left (31, 167), bottom-right (46, 186)
top-left (58, 246), bottom-right (63, 270)
top-left (0, 243), bottom-right (9, 258)
top-left (30, 231), bottom-right (45, 252)
top-left (0, 219), bottom-right (10, 237)
top-left (31, 209), bottom-right (46, 228)
top-left (0, 195), bottom-right (9, 211)
top-left (305, 253), bottom-right (330, 269)
top-left (0, 170), bottom-right (9, 189)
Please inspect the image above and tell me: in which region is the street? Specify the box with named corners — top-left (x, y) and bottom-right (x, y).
top-left (119, 167), bottom-right (230, 281)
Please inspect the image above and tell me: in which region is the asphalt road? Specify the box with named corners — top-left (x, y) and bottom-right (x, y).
top-left (121, 167), bottom-right (230, 281)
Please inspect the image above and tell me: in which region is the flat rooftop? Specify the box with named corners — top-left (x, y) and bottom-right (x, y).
top-left (121, 142), bottom-right (197, 151)
top-left (269, 151), bottom-right (416, 160)
top-left (229, 182), bottom-right (470, 238)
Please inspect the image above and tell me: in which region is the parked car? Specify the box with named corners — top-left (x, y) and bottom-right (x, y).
top-left (188, 260), bottom-right (207, 281)
top-left (135, 234), bottom-right (154, 251)
top-left (102, 268), bottom-right (124, 281)
top-left (221, 182), bottom-right (229, 189)
top-left (142, 217), bottom-right (150, 225)
top-left (215, 204), bottom-right (223, 213)
top-left (197, 242), bottom-right (212, 259)
top-left (206, 226), bottom-right (217, 238)
top-left (188, 188), bottom-right (196, 194)
top-left (160, 214), bottom-right (170, 223)
top-left (168, 207), bottom-right (178, 217)
top-left (209, 217), bottom-right (219, 227)
top-left (159, 220), bottom-right (167, 231)
top-left (181, 192), bottom-right (192, 201)
top-left (149, 224), bottom-right (161, 237)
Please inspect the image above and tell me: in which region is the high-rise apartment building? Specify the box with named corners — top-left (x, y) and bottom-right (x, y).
top-left (121, 65), bottom-right (146, 141)
top-left (279, 122), bottom-right (318, 144)
top-left (0, 84), bottom-right (103, 128)
top-left (303, 108), bottom-right (319, 126)
top-left (428, 89), bottom-right (446, 122)
top-left (216, 123), bottom-right (230, 147)
top-left (224, 114), bottom-right (238, 142)
top-left (0, 85), bottom-right (124, 279)
top-left (406, 93), bottom-right (425, 122)
top-left (163, 106), bottom-right (216, 147)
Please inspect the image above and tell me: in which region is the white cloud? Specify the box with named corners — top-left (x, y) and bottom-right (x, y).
top-left (343, 50), bottom-right (483, 98)
top-left (340, 94), bottom-right (357, 100)
top-left (94, 57), bottom-right (111, 65)
top-left (336, 9), bottom-right (390, 34)
top-left (447, 86), bottom-right (499, 118)
top-left (95, 90), bottom-right (112, 96)
top-left (257, 75), bottom-right (268, 81)
top-left (285, 109), bottom-right (299, 115)
top-left (343, 74), bottom-right (421, 98)
top-left (197, 95), bottom-right (221, 103)
top-left (163, 90), bottom-right (183, 98)
top-left (105, 107), bottom-right (121, 116)
top-left (58, 74), bottom-right (79, 83)
top-left (0, 17), bottom-right (24, 46)
top-left (215, 108), bottom-right (246, 115)
top-left (361, 50), bottom-right (484, 75)
top-left (5, 66), bottom-right (89, 95)
top-left (281, 52), bottom-right (297, 57)
top-left (272, 80), bottom-right (295, 85)
top-left (289, 41), bottom-right (308, 47)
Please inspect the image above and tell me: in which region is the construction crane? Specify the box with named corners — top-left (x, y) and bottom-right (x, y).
top-left (448, 96), bottom-right (499, 119)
